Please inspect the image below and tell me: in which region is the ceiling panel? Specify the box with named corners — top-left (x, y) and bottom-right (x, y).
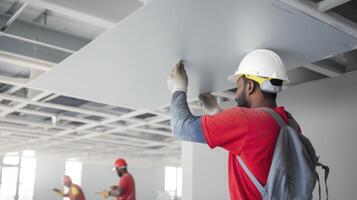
top-left (30, 0), bottom-right (357, 109)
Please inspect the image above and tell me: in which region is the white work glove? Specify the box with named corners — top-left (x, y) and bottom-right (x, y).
top-left (167, 60), bottom-right (188, 94)
top-left (199, 93), bottom-right (222, 115)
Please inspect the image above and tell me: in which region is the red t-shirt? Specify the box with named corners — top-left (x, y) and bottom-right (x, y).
top-left (117, 172), bottom-right (136, 200)
top-left (201, 106), bottom-right (296, 200)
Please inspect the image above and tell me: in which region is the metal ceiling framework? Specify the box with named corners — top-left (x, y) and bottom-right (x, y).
top-left (0, 0), bottom-right (188, 164)
top-left (0, 0), bottom-right (356, 165)
top-left (0, 62), bottom-right (236, 165)
top-left (279, 0), bottom-right (357, 79)
top-left (280, 0), bottom-right (357, 38)
top-left (0, 73), bottom-right (183, 162)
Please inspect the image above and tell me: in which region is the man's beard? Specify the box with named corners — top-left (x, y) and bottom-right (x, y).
top-left (117, 170), bottom-right (123, 177)
top-left (235, 91), bottom-right (249, 108)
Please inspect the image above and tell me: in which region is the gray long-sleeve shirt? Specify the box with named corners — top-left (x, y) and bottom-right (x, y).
top-left (170, 91), bottom-right (206, 143)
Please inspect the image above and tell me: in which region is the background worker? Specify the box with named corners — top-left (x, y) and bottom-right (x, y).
top-left (167, 49), bottom-right (299, 199)
top-left (52, 175), bottom-right (86, 200)
top-left (99, 158), bottom-right (136, 200)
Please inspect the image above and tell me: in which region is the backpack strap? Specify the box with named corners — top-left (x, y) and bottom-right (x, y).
top-left (315, 170), bottom-right (322, 200)
top-left (316, 162), bottom-right (330, 200)
top-left (235, 107), bottom-right (286, 196)
top-left (236, 155), bottom-right (265, 196)
top-left (260, 107), bottom-right (286, 127)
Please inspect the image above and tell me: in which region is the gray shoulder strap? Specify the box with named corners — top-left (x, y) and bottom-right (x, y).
top-left (237, 155), bottom-right (265, 196)
top-left (237, 108), bottom-right (286, 197)
top-left (261, 107), bottom-right (286, 127)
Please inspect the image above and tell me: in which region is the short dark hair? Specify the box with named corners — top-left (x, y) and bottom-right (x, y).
top-left (241, 76), bottom-right (282, 100)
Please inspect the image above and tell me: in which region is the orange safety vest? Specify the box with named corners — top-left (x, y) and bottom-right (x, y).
top-left (68, 184), bottom-right (86, 200)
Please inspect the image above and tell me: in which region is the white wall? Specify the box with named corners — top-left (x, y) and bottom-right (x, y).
top-left (81, 164), bottom-right (117, 200)
top-left (182, 142), bottom-right (229, 200)
top-left (129, 166), bottom-right (165, 200)
top-left (33, 158), bottom-right (65, 200)
top-left (278, 72), bottom-right (357, 200)
top-left (32, 158), bottom-right (165, 200)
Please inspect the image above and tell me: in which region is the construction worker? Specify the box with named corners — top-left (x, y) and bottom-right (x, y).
top-left (99, 158), bottom-right (136, 200)
top-left (52, 175), bottom-right (86, 200)
top-left (167, 49), bottom-right (296, 199)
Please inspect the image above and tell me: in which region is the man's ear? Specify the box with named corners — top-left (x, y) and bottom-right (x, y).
top-left (246, 80), bottom-right (256, 95)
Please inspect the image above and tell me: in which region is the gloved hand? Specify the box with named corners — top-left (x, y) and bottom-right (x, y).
top-left (199, 93), bottom-right (222, 115)
top-left (167, 60), bottom-right (188, 94)
top-left (98, 190), bottom-right (110, 199)
top-left (110, 185), bottom-right (119, 190)
top-left (52, 188), bottom-right (64, 196)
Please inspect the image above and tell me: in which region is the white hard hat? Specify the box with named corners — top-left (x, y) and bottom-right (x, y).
top-left (228, 49), bottom-right (289, 83)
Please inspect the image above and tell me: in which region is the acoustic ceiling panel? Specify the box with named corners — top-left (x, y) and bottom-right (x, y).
top-left (30, 0), bottom-right (357, 109)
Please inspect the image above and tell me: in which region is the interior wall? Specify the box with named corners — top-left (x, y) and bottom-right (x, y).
top-left (129, 166), bottom-right (166, 200)
top-left (182, 142), bottom-right (229, 200)
top-left (81, 163), bottom-right (117, 200)
top-left (278, 71), bottom-right (357, 200)
top-left (33, 158), bottom-right (65, 200)
top-left (32, 158), bottom-right (165, 200)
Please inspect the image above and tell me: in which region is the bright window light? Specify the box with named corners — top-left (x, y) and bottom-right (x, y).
top-left (19, 157), bottom-right (37, 200)
top-left (19, 183), bottom-right (35, 197)
top-left (0, 183), bottom-right (17, 197)
top-left (176, 168), bottom-right (182, 197)
top-left (21, 150), bottom-right (35, 157)
top-left (3, 156), bottom-right (19, 165)
top-left (165, 167), bottom-right (177, 194)
top-left (64, 161), bottom-right (82, 186)
top-left (20, 158), bottom-right (37, 183)
top-left (0, 151), bottom-right (36, 200)
top-left (165, 166), bottom-right (182, 199)
top-left (1, 167), bottom-right (18, 184)
top-left (5, 152), bottom-right (19, 156)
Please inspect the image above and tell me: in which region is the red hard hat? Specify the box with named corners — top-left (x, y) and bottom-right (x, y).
top-left (113, 158), bottom-right (127, 170)
top-left (63, 175), bottom-right (72, 185)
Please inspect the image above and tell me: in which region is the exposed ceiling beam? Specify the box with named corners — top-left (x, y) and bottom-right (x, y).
top-left (6, 1), bottom-right (23, 15)
top-left (0, 50), bottom-right (54, 71)
top-left (1, 2), bottom-right (28, 31)
top-left (317, 0), bottom-right (351, 12)
top-left (280, 0), bottom-right (357, 38)
top-left (33, 10), bottom-right (52, 25)
top-left (0, 32), bottom-right (76, 54)
top-left (22, 0), bottom-right (115, 29)
top-left (304, 63), bottom-right (344, 77)
top-left (0, 74), bottom-right (29, 87)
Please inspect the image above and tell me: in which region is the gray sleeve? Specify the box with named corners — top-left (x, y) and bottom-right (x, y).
top-left (170, 91), bottom-right (206, 144)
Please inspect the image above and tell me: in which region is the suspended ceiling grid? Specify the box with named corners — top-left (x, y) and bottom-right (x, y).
top-left (0, 0), bottom-right (357, 165)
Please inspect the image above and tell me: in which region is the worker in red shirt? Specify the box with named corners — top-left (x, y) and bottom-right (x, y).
top-left (167, 49), bottom-right (297, 200)
top-left (99, 158), bottom-right (136, 200)
top-left (52, 175), bottom-right (86, 200)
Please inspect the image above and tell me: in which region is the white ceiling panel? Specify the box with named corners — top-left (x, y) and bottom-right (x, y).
top-left (30, 0), bottom-right (357, 109)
